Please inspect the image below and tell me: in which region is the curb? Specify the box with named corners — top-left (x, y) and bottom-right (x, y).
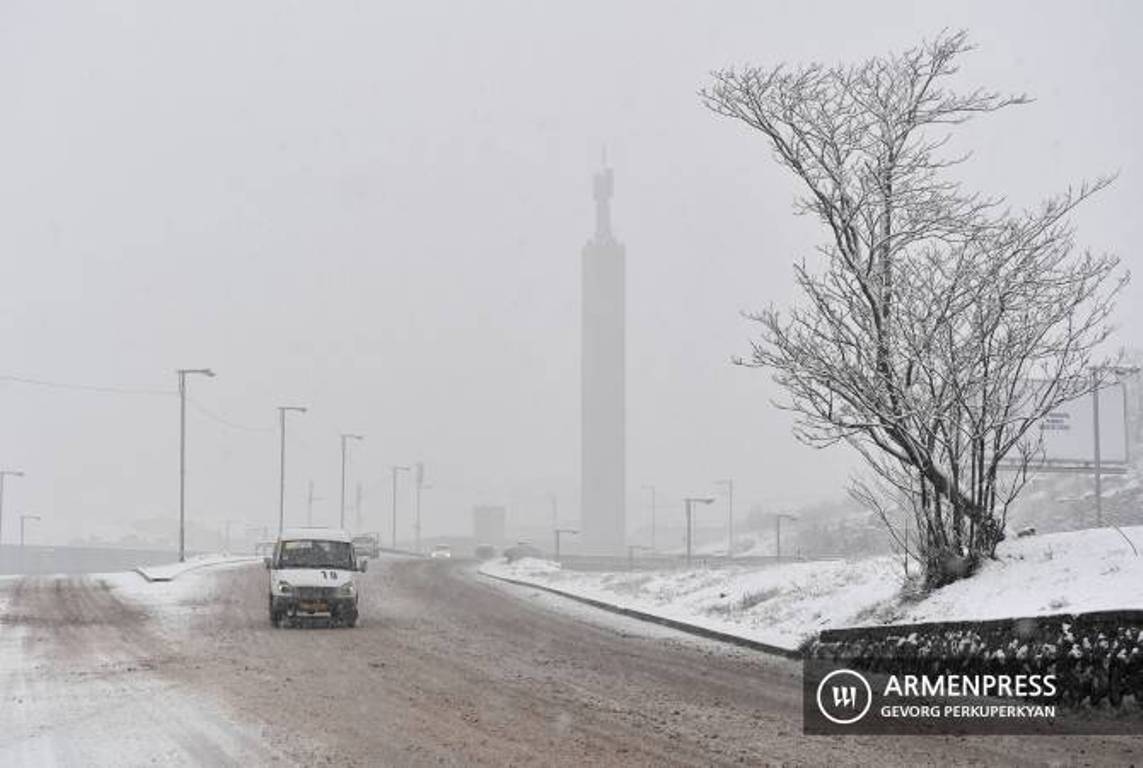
top-left (479, 569), bottom-right (803, 659)
top-left (134, 556), bottom-right (260, 583)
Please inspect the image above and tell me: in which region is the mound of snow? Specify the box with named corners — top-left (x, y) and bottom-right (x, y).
top-left (893, 525), bottom-right (1143, 625)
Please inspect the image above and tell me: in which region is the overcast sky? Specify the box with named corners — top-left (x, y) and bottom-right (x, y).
top-left (1, 0), bottom-right (1139, 547)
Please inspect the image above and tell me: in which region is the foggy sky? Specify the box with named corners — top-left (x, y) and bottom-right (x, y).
top-left (1, 0), bottom-right (1140, 546)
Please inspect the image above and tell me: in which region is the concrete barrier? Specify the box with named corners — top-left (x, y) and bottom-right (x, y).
top-left (0, 544), bottom-right (185, 576)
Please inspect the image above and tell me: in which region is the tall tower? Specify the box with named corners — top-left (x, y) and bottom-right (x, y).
top-left (580, 161), bottom-right (626, 554)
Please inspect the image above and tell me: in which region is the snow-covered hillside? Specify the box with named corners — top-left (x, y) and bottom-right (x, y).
top-left (483, 526), bottom-right (1143, 652)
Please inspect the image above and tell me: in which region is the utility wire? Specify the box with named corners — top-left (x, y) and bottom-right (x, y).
top-left (184, 396), bottom-right (277, 434)
top-left (0, 374), bottom-right (174, 397)
top-left (1, 373), bottom-right (277, 433)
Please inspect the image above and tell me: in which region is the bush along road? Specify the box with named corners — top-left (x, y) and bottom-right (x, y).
top-left (808, 610), bottom-right (1143, 711)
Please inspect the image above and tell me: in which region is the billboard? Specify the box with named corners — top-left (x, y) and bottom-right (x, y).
top-left (1033, 384), bottom-right (1127, 465)
top-left (472, 506), bottom-right (507, 544)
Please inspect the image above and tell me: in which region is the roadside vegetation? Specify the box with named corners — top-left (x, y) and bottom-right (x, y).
top-left (703, 31), bottom-right (1127, 587)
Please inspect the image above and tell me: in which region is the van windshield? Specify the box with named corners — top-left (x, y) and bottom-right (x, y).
top-left (277, 540), bottom-right (354, 570)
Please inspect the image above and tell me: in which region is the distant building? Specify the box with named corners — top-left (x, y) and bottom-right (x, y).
top-left (472, 505), bottom-right (507, 545)
top-left (580, 162), bottom-right (626, 554)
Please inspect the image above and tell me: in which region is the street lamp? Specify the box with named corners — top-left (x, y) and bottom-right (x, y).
top-left (554, 527), bottom-right (578, 563)
top-left (683, 497), bottom-right (715, 567)
top-left (776, 513), bottom-right (798, 560)
top-left (277, 406), bottom-right (307, 536)
top-left (714, 479), bottom-right (734, 557)
top-left (391, 464), bottom-right (411, 549)
top-left (1092, 365), bottom-right (1140, 526)
top-left (306, 480), bottom-right (323, 527)
top-left (339, 434), bottom-right (364, 529)
top-left (641, 484), bottom-right (657, 552)
top-left (20, 514), bottom-right (40, 548)
top-left (0, 469), bottom-right (25, 548)
top-left (177, 368), bottom-right (215, 562)
top-left (414, 462), bottom-right (429, 553)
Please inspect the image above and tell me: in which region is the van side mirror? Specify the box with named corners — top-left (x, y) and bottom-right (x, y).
top-left (359, 559), bottom-right (368, 573)
top-left (263, 557), bottom-right (272, 570)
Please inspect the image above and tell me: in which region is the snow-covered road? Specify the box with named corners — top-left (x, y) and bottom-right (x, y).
top-left (0, 573), bottom-right (284, 766)
top-left (1, 558), bottom-right (1141, 766)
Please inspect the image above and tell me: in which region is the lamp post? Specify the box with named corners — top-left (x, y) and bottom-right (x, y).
top-left (715, 479), bottom-right (734, 557)
top-left (19, 514), bottom-right (40, 548)
top-left (554, 527), bottom-right (578, 563)
top-left (223, 519), bottom-right (236, 552)
top-left (414, 484), bottom-right (433, 554)
top-left (641, 484), bottom-right (657, 552)
top-left (177, 368), bottom-right (214, 562)
top-left (391, 465), bottom-right (411, 549)
top-left (776, 513), bottom-right (798, 560)
top-left (1093, 365), bottom-right (1140, 526)
top-left (414, 462), bottom-right (428, 554)
top-left (339, 434), bottom-right (364, 529)
top-left (0, 469), bottom-right (25, 548)
top-left (683, 497), bottom-right (715, 567)
top-left (306, 480), bottom-right (323, 527)
top-left (277, 406), bottom-right (307, 536)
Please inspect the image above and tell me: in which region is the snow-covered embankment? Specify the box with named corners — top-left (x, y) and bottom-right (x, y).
top-left (481, 526), bottom-right (1143, 652)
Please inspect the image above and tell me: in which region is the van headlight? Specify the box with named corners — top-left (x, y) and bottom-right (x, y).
top-left (276, 580), bottom-right (293, 594)
top-left (337, 581), bottom-right (356, 596)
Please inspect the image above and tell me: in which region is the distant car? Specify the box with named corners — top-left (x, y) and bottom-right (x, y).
top-left (266, 527), bottom-right (366, 628)
top-left (474, 544), bottom-right (497, 560)
top-left (429, 545), bottom-right (452, 560)
top-left (352, 533), bottom-right (380, 558)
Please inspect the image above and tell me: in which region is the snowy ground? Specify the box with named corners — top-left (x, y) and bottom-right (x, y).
top-left (0, 568), bottom-right (288, 766)
top-left (482, 525), bottom-right (1143, 652)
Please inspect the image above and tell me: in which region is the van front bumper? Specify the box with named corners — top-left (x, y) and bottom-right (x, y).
top-left (271, 594), bottom-right (357, 616)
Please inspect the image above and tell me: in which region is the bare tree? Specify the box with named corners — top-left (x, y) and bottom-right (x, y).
top-left (702, 31), bottom-right (1126, 586)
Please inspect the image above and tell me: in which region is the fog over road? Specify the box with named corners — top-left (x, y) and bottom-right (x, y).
top-left (1, 557), bottom-right (1140, 766)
